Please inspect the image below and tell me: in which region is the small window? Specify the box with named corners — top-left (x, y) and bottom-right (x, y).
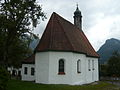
top-left (31, 68), bottom-right (35, 75)
top-left (88, 60), bottom-right (91, 71)
top-left (58, 59), bottom-right (65, 75)
top-left (24, 67), bottom-right (28, 75)
top-left (92, 60), bottom-right (95, 70)
top-left (18, 71), bottom-right (21, 76)
top-left (12, 70), bottom-right (16, 76)
top-left (77, 60), bottom-right (81, 73)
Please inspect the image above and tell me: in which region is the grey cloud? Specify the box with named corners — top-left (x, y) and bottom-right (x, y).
top-left (35, 0), bottom-right (120, 50)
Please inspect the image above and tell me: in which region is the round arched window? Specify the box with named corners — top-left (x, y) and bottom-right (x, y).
top-left (58, 59), bottom-right (65, 75)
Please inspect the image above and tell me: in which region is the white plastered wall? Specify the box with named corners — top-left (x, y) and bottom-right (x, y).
top-left (35, 52), bottom-right (49, 84)
top-left (35, 51), bottom-right (99, 85)
top-left (86, 57), bottom-right (99, 83)
top-left (48, 52), bottom-right (73, 84)
top-left (71, 53), bottom-right (87, 85)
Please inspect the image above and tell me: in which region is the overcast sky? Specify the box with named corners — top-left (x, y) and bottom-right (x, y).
top-left (34, 0), bottom-right (120, 51)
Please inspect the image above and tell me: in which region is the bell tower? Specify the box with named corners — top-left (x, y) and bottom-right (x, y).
top-left (74, 4), bottom-right (82, 30)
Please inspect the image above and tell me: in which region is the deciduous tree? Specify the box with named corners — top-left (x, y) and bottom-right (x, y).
top-left (0, 0), bottom-right (46, 67)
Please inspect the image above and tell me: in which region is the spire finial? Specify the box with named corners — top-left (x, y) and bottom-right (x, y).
top-left (76, 3), bottom-right (79, 11)
top-left (76, 3), bottom-right (78, 8)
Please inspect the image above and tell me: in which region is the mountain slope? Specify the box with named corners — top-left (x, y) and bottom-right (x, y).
top-left (97, 38), bottom-right (120, 64)
top-left (29, 38), bottom-right (39, 50)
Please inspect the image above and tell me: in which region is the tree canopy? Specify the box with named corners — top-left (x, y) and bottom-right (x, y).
top-left (107, 51), bottom-right (120, 77)
top-left (100, 51), bottom-right (120, 77)
top-left (0, 0), bottom-right (46, 68)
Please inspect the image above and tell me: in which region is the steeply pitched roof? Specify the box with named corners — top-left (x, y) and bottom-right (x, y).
top-left (22, 54), bottom-right (35, 64)
top-left (35, 12), bottom-right (99, 58)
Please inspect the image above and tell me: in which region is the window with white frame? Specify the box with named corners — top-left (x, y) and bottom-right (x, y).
top-left (88, 60), bottom-right (91, 71)
top-left (31, 67), bottom-right (35, 75)
top-left (92, 60), bottom-right (95, 70)
top-left (24, 67), bottom-right (28, 74)
top-left (77, 59), bottom-right (81, 73)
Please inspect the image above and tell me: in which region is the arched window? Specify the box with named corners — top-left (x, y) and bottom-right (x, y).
top-left (58, 59), bottom-right (65, 75)
top-left (77, 60), bottom-right (81, 73)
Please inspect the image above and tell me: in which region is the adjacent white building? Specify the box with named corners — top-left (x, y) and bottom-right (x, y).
top-left (21, 6), bottom-right (99, 85)
top-left (21, 54), bottom-right (35, 81)
top-left (8, 67), bottom-right (21, 77)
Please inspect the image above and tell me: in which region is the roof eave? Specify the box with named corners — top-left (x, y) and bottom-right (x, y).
top-left (35, 50), bottom-right (99, 58)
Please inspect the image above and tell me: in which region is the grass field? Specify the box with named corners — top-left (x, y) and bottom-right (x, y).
top-left (7, 79), bottom-right (120, 90)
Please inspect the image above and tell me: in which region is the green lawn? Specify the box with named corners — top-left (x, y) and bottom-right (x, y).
top-left (7, 79), bottom-right (120, 90)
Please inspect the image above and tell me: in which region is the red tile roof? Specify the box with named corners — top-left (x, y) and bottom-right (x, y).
top-left (35, 12), bottom-right (99, 58)
top-left (22, 54), bottom-right (35, 64)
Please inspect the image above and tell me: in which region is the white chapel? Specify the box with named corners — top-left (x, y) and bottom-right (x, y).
top-left (21, 6), bottom-right (99, 85)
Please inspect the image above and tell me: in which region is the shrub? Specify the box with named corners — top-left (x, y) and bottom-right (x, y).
top-left (0, 66), bottom-right (10, 90)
